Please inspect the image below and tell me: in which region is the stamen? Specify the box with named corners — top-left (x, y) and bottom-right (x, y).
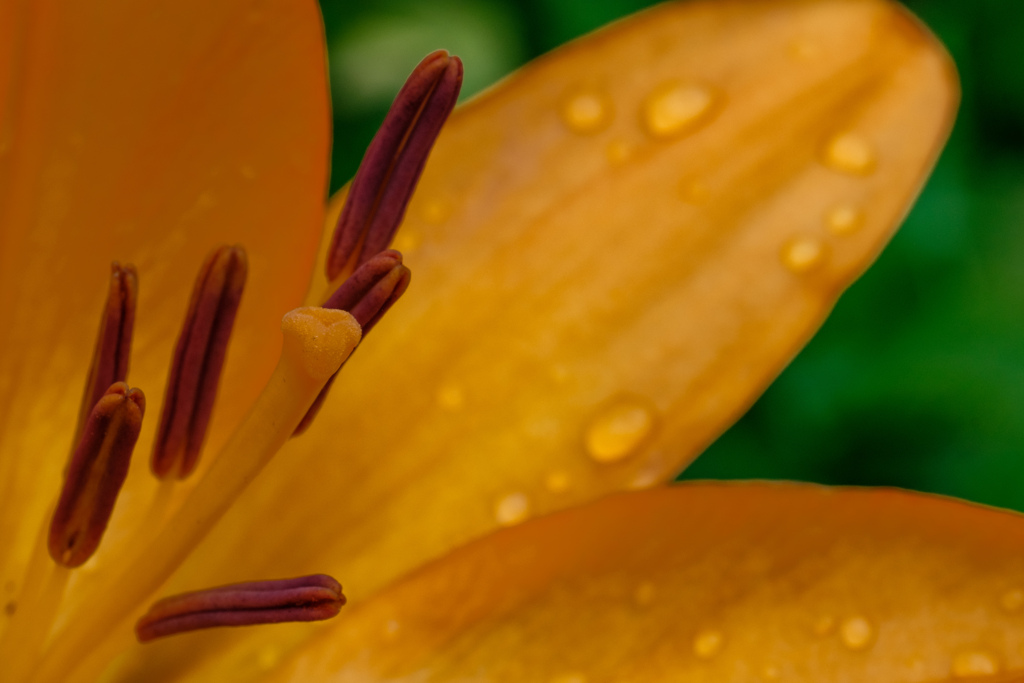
top-left (73, 263), bottom-right (137, 448)
top-left (152, 245), bottom-right (247, 480)
top-left (49, 382), bottom-right (145, 567)
top-left (135, 574), bottom-right (344, 642)
top-left (325, 50), bottom-right (463, 280)
top-left (293, 250), bottom-right (411, 435)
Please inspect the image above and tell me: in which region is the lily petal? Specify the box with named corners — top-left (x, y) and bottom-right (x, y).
top-left (182, 0), bottom-right (958, 609)
top-left (265, 483), bottom-right (1024, 682)
top-left (0, 0), bottom-right (328, 583)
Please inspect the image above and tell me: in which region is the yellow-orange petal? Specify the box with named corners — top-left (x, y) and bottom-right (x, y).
top-left (163, 0), bottom-right (956, 664)
top-left (232, 484), bottom-right (1024, 681)
top-left (0, 0), bottom-right (328, 603)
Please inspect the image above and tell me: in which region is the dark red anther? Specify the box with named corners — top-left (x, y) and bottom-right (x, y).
top-left (74, 263), bottom-right (137, 448)
top-left (325, 50), bottom-right (463, 281)
top-left (151, 245), bottom-right (247, 480)
top-left (49, 382), bottom-right (145, 568)
top-left (135, 574), bottom-right (345, 642)
top-left (293, 251), bottom-right (411, 436)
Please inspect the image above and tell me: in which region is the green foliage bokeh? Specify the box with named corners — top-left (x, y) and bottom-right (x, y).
top-left (319, 0), bottom-right (1024, 512)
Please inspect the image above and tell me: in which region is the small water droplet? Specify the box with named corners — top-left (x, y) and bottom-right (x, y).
top-left (1001, 587), bottom-right (1024, 613)
top-left (781, 237), bottom-right (825, 273)
top-left (436, 384), bottom-right (464, 411)
top-left (605, 139), bottom-right (634, 164)
top-left (549, 364), bottom-right (571, 384)
top-left (585, 397), bottom-right (656, 463)
top-left (256, 647), bottom-right (280, 671)
top-left (550, 674), bottom-right (587, 683)
top-left (383, 619), bottom-right (400, 640)
top-left (813, 614), bottom-right (835, 636)
top-left (952, 650), bottom-right (999, 678)
top-left (839, 615), bottom-right (873, 650)
top-left (634, 580), bottom-right (656, 607)
top-left (762, 664), bottom-right (781, 680)
top-left (823, 133), bottom-right (875, 175)
top-left (826, 204), bottom-right (862, 236)
top-left (561, 91), bottom-right (612, 134)
top-left (240, 165), bottom-right (256, 180)
top-left (391, 229), bottom-right (421, 254)
top-left (545, 470), bottom-right (571, 493)
top-left (643, 82), bottom-right (715, 138)
top-left (421, 199), bottom-right (452, 225)
top-left (693, 629), bottom-right (724, 659)
top-left (679, 179), bottom-right (710, 204)
top-left (3, 601), bottom-right (15, 616)
top-left (495, 492), bottom-right (530, 526)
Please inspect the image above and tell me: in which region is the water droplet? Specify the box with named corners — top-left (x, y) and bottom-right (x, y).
top-left (545, 470), bottom-right (571, 493)
top-left (561, 91), bottom-right (612, 134)
top-left (634, 581), bottom-right (656, 607)
top-left (495, 492), bottom-right (530, 526)
top-left (256, 647), bottom-right (280, 670)
top-left (550, 674), bottom-right (587, 683)
top-left (823, 133), bottom-right (875, 175)
top-left (606, 139), bottom-right (634, 164)
top-left (421, 198), bottom-right (452, 225)
top-left (3, 601), bottom-right (15, 616)
top-left (781, 237), bottom-right (825, 273)
top-left (826, 204), bottom-right (863, 236)
top-left (391, 229), bottom-right (421, 254)
top-left (436, 384), bottom-right (464, 411)
top-left (762, 664), bottom-right (781, 680)
top-left (813, 615), bottom-right (835, 636)
top-left (240, 165), bottom-right (256, 180)
top-left (585, 397), bottom-right (656, 463)
top-left (643, 82), bottom-right (715, 138)
top-left (680, 179), bottom-right (710, 204)
top-left (383, 619), bottom-right (400, 640)
top-left (1001, 587), bottom-right (1024, 612)
top-left (839, 615), bottom-right (873, 650)
top-left (693, 629), bottom-right (724, 659)
top-left (952, 650), bottom-right (999, 678)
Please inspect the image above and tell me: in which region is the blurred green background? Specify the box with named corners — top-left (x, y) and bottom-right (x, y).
top-left (318, 1), bottom-right (1024, 511)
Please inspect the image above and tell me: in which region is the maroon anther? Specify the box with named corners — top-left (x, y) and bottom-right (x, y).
top-left (152, 245), bottom-right (247, 480)
top-left (325, 50), bottom-right (463, 281)
top-left (49, 382), bottom-right (145, 567)
top-left (74, 263), bottom-right (137, 448)
top-left (135, 574), bottom-right (345, 642)
top-left (293, 251), bottom-right (411, 436)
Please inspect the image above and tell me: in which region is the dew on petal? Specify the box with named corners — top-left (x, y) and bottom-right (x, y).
top-left (679, 179), bottom-right (710, 204)
top-left (545, 470), bottom-right (571, 493)
top-left (826, 204), bottom-right (863, 236)
top-left (839, 615), bottom-right (874, 650)
top-left (584, 397), bottom-right (656, 463)
top-left (1002, 588), bottom-right (1024, 613)
top-left (642, 82), bottom-right (715, 138)
top-left (634, 580), bottom-right (656, 607)
top-left (550, 673), bottom-right (587, 683)
top-left (605, 139), bottom-right (634, 164)
top-left (420, 198), bottom-right (452, 225)
top-left (952, 650), bottom-right (999, 678)
top-left (240, 164), bottom-right (256, 180)
top-left (561, 90), bottom-right (612, 134)
top-left (762, 664), bottom-right (782, 680)
top-left (781, 237), bottom-right (825, 273)
top-left (436, 384), bottom-right (465, 411)
top-left (693, 629), bottom-right (724, 659)
top-left (382, 619), bottom-right (400, 641)
top-left (813, 614), bottom-right (836, 636)
top-left (4, 601), bottom-right (15, 616)
top-left (823, 132), bottom-right (876, 175)
top-left (494, 492), bottom-right (530, 526)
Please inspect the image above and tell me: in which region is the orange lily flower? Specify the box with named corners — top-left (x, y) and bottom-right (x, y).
top-left (1, 0), bottom-right (996, 680)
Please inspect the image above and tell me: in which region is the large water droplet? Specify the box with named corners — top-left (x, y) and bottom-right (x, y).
top-left (952, 650), bottom-right (999, 678)
top-left (823, 133), bottom-right (876, 175)
top-left (826, 204), bottom-right (863, 236)
top-left (585, 397), bottom-right (656, 463)
top-left (561, 91), bottom-right (612, 134)
top-left (1001, 587), bottom-right (1024, 613)
top-left (693, 629), bottom-right (724, 659)
top-left (839, 615), bottom-right (873, 650)
top-left (781, 237), bottom-right (825, 273)
top-left (643, 82), bottom-right (715, 138)
top-left (494, 492), bottom-right (530, 526)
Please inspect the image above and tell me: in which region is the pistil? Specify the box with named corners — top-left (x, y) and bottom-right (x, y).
top-left (135, 574), bottom-right (344, 641)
